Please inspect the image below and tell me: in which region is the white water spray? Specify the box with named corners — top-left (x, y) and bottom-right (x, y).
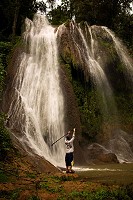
top-left (8, 14), bottom-right (66, 167)
top-left (57, 21), bottom-right (118, 136)
top-left (102, 26), bottom-right (133, 83)
top-left (78, 24), bottom-right (118, 118)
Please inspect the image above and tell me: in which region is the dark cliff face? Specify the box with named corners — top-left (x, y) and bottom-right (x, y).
top-left (59, 66), bottom-right (86, 164)
top-left (1, 46), bottom-right (27, 137)
top-left (2, 47), bottom-right (21, 113)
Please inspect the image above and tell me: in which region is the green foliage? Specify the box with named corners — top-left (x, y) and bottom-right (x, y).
top-left (0, 42), bottom-right (16, 160)
top-left (0, 41), bottom-right (13, 161)
top-left (10, 189), bottom-right (20, 200)
top-left (0, 42), bottom-right (12, 95)
top-left (0, 0), bottom-right (43, 40)
top-left (0, 38), bottom-right (21, 161)
top-left (51, 175), bottom-right (75, 182)
top-left (0, 63), bottom-right (6, 94)
top-left (47, 0), bottom-right (72, 25)
top-left (0, 170), bottom-right (9, 183)
top-left (64, 63), bottom-right (73, 82)
top-left (0, 191), bottom-right (10, 199)
top-left (0, 42), bottom-right (12, 66)
top-left (115, 94), bottom-right (133, 123)
top-left (0, 113), bottom-right (12, 160)
top-left (57, 197), bottom-right (66, 200)
top-left (47, 6), bottom-right (69, 25)
top-left (97, 38), bottom-right (118, 62)
top-left (39, 180), bottom-right (64, 193)
top-left (0, 189), bottom-right (21, 200)
top-left (72, 78), bottom-right (102, 139)
top-left (58, 187), bottom-right (132, 200)
top-left (26, 172), bottom-right (37, 179)
top-left (47, 0), bottom-right (133, 52)
top-left (28, 196), bottom-right (41, 200)
top-left (0, 189), bottom-right (20, 200)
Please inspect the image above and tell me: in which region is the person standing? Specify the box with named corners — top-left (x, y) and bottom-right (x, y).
top-left (65, 128), bottom-right (76, 173)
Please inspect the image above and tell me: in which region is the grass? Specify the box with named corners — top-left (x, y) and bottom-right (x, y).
top-left (0, 155), bottom-right (133, 200)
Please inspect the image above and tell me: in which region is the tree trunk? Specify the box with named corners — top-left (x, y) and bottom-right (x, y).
top-left (12, 0), bottom-right (20, 40)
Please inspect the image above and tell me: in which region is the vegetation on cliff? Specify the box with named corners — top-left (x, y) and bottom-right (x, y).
top-left (0, 41), bottom-right (13, 161)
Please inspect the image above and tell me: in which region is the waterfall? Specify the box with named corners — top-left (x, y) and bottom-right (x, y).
top-left (6, 16), bottom-right (133, 166)
top-left (102, 26), bottom-right (133, 83)
top-left (57, 21), bottom-right (118, 121)
top-left (78, 24), bottom-right (133, 163)
top-left (79, 24), bottom-right (118, 120)
top-left (101, 27), bottom-right (133, 162)
top-left (57, 21), bottom-right (133, 163)
top-left (7, 14), bottom-right (66, 167)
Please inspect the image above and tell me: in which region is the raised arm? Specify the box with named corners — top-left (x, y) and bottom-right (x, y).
top-left (65, 128), bottom-right (76, 144)
top-left (73, 128), bottom-right (76, 136)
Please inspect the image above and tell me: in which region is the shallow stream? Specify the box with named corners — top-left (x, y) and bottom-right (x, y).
top-left (74, 163), bottom-right (133, 185)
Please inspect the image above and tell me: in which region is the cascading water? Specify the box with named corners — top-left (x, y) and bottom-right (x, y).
top-left (57, 21), bottom-right (118, 122)
top-left (79, 24), bottom-right (118, 120)
top-left (7, 14), bottom-right (66, 167)
top-left (86, 25), bottom-right (133, 162)
top-left (102, 26), bottom-right (133, 83)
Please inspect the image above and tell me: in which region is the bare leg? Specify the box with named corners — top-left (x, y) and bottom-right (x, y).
top-left (66, 166), bottom-right (69, 173)
top-left (69, 166), bottom-right (72, 171)
top-left (69, 166), bottom-right (75, 173)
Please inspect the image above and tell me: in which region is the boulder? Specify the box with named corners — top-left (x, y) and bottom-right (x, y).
top-left (85, 143), bottom-right (119, 164)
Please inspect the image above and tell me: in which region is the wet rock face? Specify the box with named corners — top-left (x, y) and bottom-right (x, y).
top-left (10, 134), bottom-right (60, 173)
top-left (1, 47), bottom-right (22, 113)
top-left (57, 21), bottom-right (90, 78)
top-left (59, 67), bottom-right (85, 165)
top-left (1, 47), bottom-right (24, 135)
top-left (97, 153), bottom-right (119, 164)
top-left (57, 21), bottom-right (117, 80)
